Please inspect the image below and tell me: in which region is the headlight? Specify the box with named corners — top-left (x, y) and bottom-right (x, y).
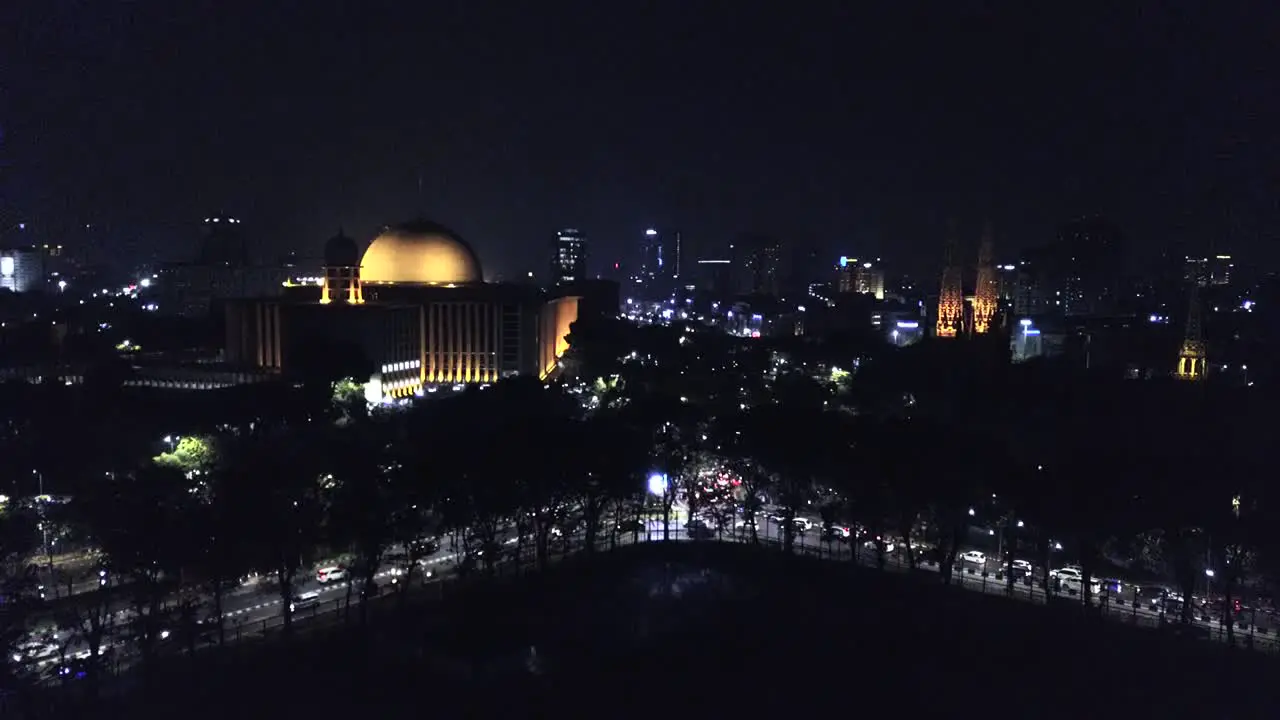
top-left (289, 603), bottom-right (296, 612)
top-left (12, 653), bottom-right (20, 663)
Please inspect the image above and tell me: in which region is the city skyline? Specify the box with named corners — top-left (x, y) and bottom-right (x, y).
top-left (3, 4), bottom-right (1277, 278)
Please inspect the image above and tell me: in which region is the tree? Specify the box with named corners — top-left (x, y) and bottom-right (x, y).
top-left (325, 421), bottom-right (395, 625)
top-left (183, 461), bottom-right (250, 647)
top-left (226, 431), bottom-right (327, 634)
top-left (0, 509), bottom-right (41, 703)
top-left (575, 414), bottom-right (647, 553)
top-left (75, 464), bottom-right (193, 688)
top-left (153, 435), bottom-right (216, 476)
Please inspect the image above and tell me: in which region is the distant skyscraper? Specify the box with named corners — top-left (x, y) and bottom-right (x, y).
top-left (1057, 217), bottom-right (1125, 316)
top-left (836, 256), bottom-right (885, 300)
top-left (737, 234), bottom-right (781, 296)
top-left (935, 224), bottom-right (964, 338)
top-left (552, 229), bottom-right (587, 284)
top-left (1184, 254), bottom-right (1233, 287)
top-left (640, 228), bottom-right (662, 283)
top-left (972, 224), bottom-right (998, 334)
top-left (161, 215), bottom-right (291, 317)
top-left (638, 227), bottom-right (682, 292)
top-left (695, 258), bottom-right (732, 294)
top-left (669, 230), bottom-right (682, 281)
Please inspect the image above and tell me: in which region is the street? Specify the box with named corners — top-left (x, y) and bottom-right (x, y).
top-left (16, 512), bottom-right (1275, 679)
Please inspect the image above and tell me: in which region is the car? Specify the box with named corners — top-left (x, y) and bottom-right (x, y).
top-left (1010, 559), bottom-right (1033, 574)
top-left (1050, 567), bottom-right (1082, 582)
top-left (1097, 577), bottom-right (1124, 594)
top-left (862, 536), bottom-right (897, 553)
top-left (12, 638), bottom-right (59, 665)
top-left (1050, 567), bottom-right (1100, 593)
top-left (685, 520), bottom-right (715, 539)
top-left (822, 525), bottom-right (851, 542)
top-left (316, 565), bottom-right (346, 584)
top-left (409, 538), bottom-right (441, 557)
top-left (290, 591), bottom-right (321, 613)
top-left (959, 550), bottom-right (987, 566)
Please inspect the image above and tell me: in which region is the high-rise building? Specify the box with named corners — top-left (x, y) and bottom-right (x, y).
top-left (737, 234), bottom-right (781, 296)
top-left (935, 225), bottom-right (964, 338)
top-left (639, 227), bottom-right (680, 288)
top-left (695, 259), bottom-right (733, 294)
top-left (835, 256), bottom-right (886, 300)
top-left (1056, 217), bottom-right (1125, 316)
top-left (160, 215), bottom-right (293, 317)
top-left (0, 247), bottom-right (43, 292)
top-left (1184, 254), bottom-right (1233, 287)
top-left (972, 224), bottom-right (998, 334)
top-left (552, 229), bottom-right (587, 285)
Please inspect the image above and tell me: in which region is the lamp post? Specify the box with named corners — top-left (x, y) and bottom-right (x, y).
top-left (33, 469), bottom-right (52, 577)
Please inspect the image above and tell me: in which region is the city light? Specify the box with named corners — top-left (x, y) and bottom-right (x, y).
top-left (645, 229), bottom-right (657, 236)
top-left (647, 473), bottom-right (668, 496)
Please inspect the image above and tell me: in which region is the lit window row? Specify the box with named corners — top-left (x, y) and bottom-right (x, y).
top-left (381, 359), bottom-right (422, 374)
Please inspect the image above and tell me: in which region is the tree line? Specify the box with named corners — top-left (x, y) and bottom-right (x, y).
top-left (0, 316), bottom-right (1275, 707)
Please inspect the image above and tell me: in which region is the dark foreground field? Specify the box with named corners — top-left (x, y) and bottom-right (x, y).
top-left (52, 543), bottom-right (1280, 718)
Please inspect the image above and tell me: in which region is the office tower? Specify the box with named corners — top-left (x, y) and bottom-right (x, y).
top-left (836, 256), bottom-right (886, 300)
top-left (737, 234), bottom-right (781, 296)
top-left (552, 228), bottom-right (587, 284)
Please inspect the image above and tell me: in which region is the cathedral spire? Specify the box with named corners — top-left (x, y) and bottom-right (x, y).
top-left (936, 220), bottom-right (964, 338)
top-left (973, 222), bottom-right (998, 334)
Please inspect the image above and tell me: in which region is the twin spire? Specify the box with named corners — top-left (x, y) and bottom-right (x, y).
top-left (936, 221), bottom-right (997, 338)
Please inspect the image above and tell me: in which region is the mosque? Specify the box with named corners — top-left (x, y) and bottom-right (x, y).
top-left (224, 219), bottom-right (580, 400)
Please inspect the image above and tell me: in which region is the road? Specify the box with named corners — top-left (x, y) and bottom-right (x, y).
top-left (16, 512), bottom-right (1275, 678)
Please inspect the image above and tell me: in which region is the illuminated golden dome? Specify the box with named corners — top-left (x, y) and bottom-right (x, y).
top-left (360, 220), bottom-right (483, 284)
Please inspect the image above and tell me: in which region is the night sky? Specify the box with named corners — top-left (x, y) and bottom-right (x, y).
top-left (3, 2), bottom-right (1277, 277)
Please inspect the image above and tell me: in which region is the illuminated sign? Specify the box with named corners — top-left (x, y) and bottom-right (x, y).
top-left (839, 256), bottom-right (851, 267)
top-left (895, 320), bottom-right (920, 329)
top-left (1024, 329), bottom-right (1041, 336)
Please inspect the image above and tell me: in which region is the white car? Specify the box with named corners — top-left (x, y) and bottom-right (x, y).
top-left (862, 536), bottom-right (897, 553)
top-left (290, 590), bottom-right (321, 613)
top-left (316, 565), bottom-right (346, 584)
top-left (1050, 567), bottom-right (1082, 582)
top-left (1011, 559), bottom-right (1033, 573)
top-left (1051, 567), bottom-right (1100, 592)
top-left (12, 639), bottom-right (58, 665)
top-left (959, 550), bottom-right (987, 566)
